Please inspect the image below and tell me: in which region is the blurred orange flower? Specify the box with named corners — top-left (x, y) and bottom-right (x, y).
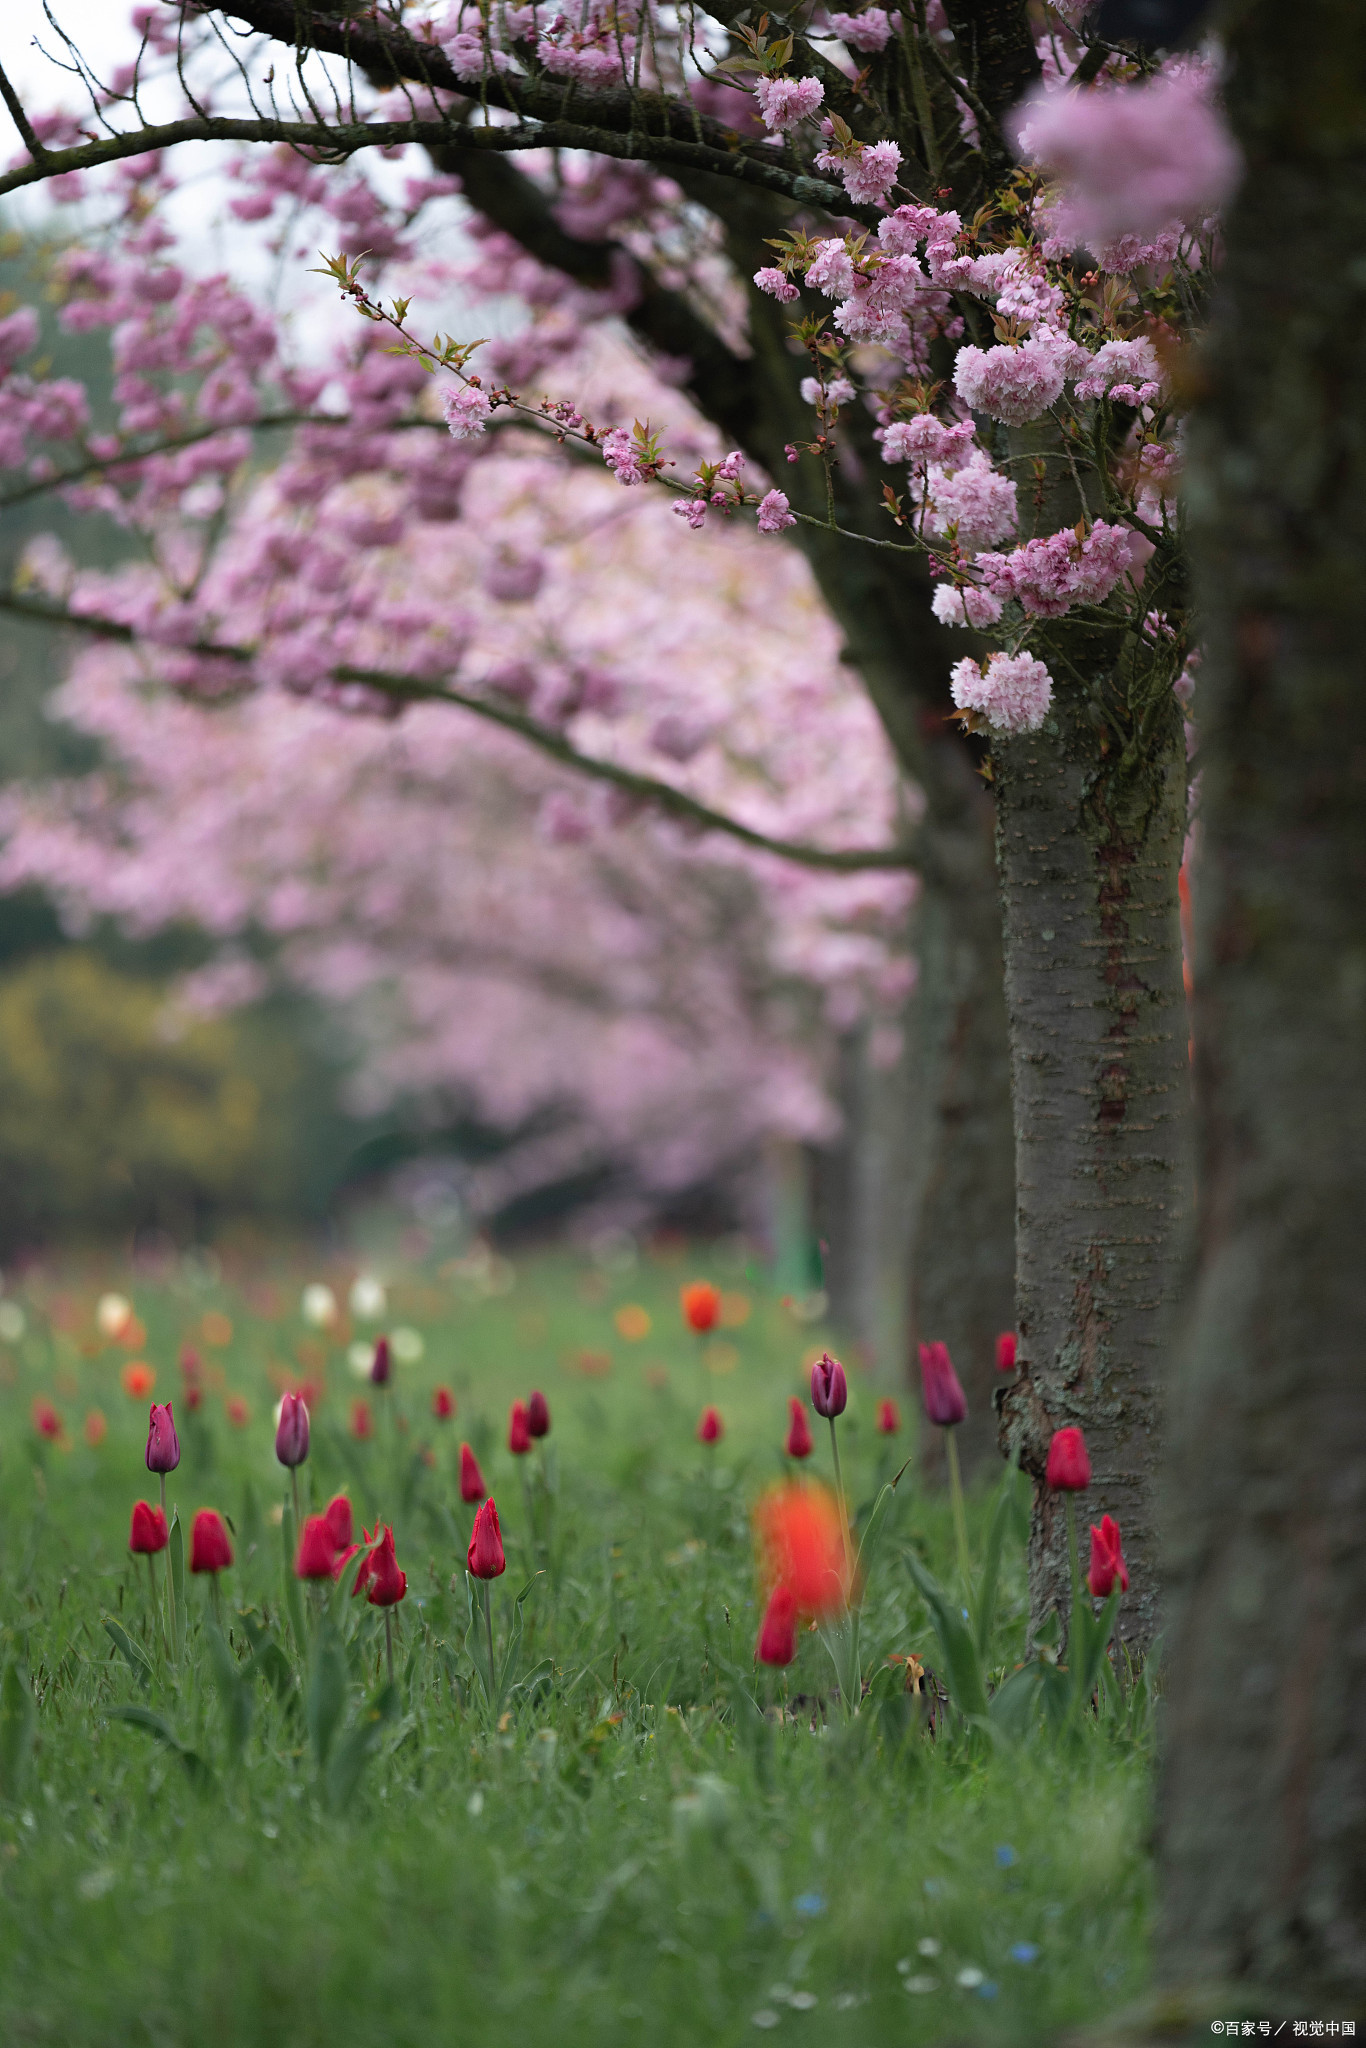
top-left (120, 1360), bottom-right (155, 1399)
top-left (201, 1311), bottom-right (233, 1347)
top-left (753, 1481), bottom-right (851, 1620)
top-left (719, 1291), bottom-right (752, 1329)
top-left (84, 1408), bottom-right (107, 1447)
top-left (614, 1304), bottom-right (652, 1341)
top-left (680, 1281), bottom-right (720, 1334)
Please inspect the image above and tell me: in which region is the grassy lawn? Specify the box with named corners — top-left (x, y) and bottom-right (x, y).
top-left (0, 1234), bottom-right (1150, 2046)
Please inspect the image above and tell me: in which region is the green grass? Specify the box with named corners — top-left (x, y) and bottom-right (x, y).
top-left (0, 1237), bottom-right (1151, 2045)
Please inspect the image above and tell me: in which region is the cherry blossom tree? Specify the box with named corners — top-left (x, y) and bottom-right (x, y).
top-left (0, 0), bottom-right (1227, 1637)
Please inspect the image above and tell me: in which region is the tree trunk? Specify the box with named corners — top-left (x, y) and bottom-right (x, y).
top-left (995, 695), bottom-right (1192, 1653)
top-left (1157, 0), bottom-right (1366, 2005)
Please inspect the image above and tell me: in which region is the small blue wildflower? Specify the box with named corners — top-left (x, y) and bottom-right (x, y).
top-left (924, 1878), bottom-right (944, 1898)
top-left (995, 1845), bottom-right (1018, 1868)
top-left (976, 1981), bottom-right (999, 2000)
top-left (1010, 1943), bottom-right (1039, 1965)
top-left (794, 1892), bottom-right (826, 1917)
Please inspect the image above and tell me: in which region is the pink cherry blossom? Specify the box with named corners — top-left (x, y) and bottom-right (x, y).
top-left (950, 652), bottom-right (1053, 735)
top-left (953, 338), bottom-right (1068, 426)
top-left (753, 75), bottom-right (825, 134)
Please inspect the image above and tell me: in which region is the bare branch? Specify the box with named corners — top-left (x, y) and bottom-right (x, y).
top-left (0, 590), bottom-right (917, 874)
top-left (0, 62), bottom-right (48, 160)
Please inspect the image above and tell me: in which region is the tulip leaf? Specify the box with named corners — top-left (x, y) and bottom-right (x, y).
top-left (205, 1625), bottom-right (253, 1766)
top-left (167, 1512), bottom-right (186, 1665)
top-left (306, 1627), bottom-right (348, 1769)
top-left (0, 1660), bottom-right (36, 1802)
top-left (904, 1548), bottom-right (989, 1720)
top-left (986, 1660), bottom-right (1044, 1741)
top-left (324, 1681), bottom-right (400, 1813)
top-left (496, 1575), bottom-right (541, 1707)
top-left (101, 1617), bottom-right (153, 1692)
top-left (107, 1706), bottom-right (214, 1788)
top-left (974, 1460), bottom-right (1025, 1663)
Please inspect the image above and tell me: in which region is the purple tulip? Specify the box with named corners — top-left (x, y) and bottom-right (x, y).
top-left (810, 1352), bottom-right (848, 1419)
top-left (145, 1401), bottom-right (180, 1475)
top-left (275, 1390), bottom-right (311, 1469)
top-left (370, 1336), bottom-right (392, 1387)
top-left (918, 1341), bottom-right (967, 1428)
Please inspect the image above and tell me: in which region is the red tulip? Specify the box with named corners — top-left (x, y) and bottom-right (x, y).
top-left (129, 1499), bottom-right (169, 1554)
top-left (31, 1399), bottom-right (62, 1442)
top-left (145, 1401), bottom-right (180, 1475)
top-left (1088, 1514), bottom-right (1129, 1598)
top-left (296, 1512), bottom-right (338, 1580)
top-left (680, 1280), bottom-right (720, 1333)
top-left (810, 1352), bottom-right (847, 1419)
top-left (508, 1399), bottom-right (532, 1455)
top-left (526, 1389), bottom-right (550, 1439)
top-left (697, 1405), bottom-right (723, 1444)
top-left (467, 1498), bottom-right (506, 1579)
top-left (756, 1583), bottom-right (798, 1667)
top-left (275, 1390), bottom-right (310, 1469)
top-left (350, 1398), bottom-right (373, 1441)
top-left (353, 1524), bottom-right (407, 1607)
top-left (459, 1442), bottom-right (487, 1504)
top-left (324, 1494), bottom-right (353, 1551)
top-left (876, 1397), bottom-right (900, 1435)
top-left (189, 1508), bottom-right (233, 1574)
top-left (785, 1395), bottom-right (813, 1460)
top-left (918, 1341), bottom-right (967, 1427)
top-left (754, 1482), bottom-right (850, 1620)
top-left (370, 1336), bottom-right (392, 1387)
top-left (996, 1331), bottom-right (1018, 1373)
top-left (1046, 1426), bottom-right (1091, 1491)
top-left (432, 1386), bottom-right (456, 1420)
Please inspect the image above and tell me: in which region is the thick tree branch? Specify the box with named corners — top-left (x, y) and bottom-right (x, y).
top-left (0, 590), bottom-right (917, 874)
top-left (938, 0), bottom-right (1039, 127)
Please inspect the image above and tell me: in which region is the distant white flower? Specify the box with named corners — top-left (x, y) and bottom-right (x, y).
top-left (391, 1326), bottom-right (425, 1364)
top-left (347, 1342), bottom-right (374, 1379)
top-left (302, 1283), bottom-right (338, 1329)
top-left (349, 1273), bottom-right (387, 1320)
top-left (96, 1292), bottom-right (132, 1340)
top-left (0, 1301), bottom-right (25, 1343)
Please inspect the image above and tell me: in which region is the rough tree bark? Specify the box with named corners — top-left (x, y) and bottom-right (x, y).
top-left (1158, 0), bottom-right (1366, 2007)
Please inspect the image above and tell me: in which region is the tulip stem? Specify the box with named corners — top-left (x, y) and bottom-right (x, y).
top-left (1065, 1492), bottom-right (1081, 1652)
top-left (291, 1467), bottom-right (300, 1529)
top-left (384, 1608), bottom-right (394, 1687)
top-left (481, 1579), bottom-right (497, 1714)
top-left (945, 1428), bottom-right (972, 1596)
top-left (147, 1554), bottom-right (164, 1655)
top-left (827, 1418), bottom-right (854, 1583)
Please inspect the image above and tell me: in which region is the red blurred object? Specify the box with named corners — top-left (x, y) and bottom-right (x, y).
top-left (918, 1341), bottom-right (967, 1427)
top-left (84, 1408), bottom-right (107, 1447)
top-left (1046, 1426), bottom-right (1091, 1491)
top-left (756, 1583), bottom-right (798, 1667)
top-left (697, 1405), bottom-right (723, 1444)
top-left (432, 1385), bottom-right (456, 1421)
top-left (129, 1500), bottom-right (168, 1554)
top-left (459, 1442), bottom-right (487, 1503)
top-left (1088, 1513), bottom-right (1129, 1597)
top-left (680, 1281), bottom-right (721, 1333)
top-left (225, 1395), bottom-right (249, 1427)
top-left (350, 1398), bottom-right (374, 1441)
top-left (190, 1508), bottom-right (233, 1574)
top-left (526, 1389), bottom-right (551, 1438)
top-left (31, 1398), bottom-right (62, 1442)
top-left (784, 1395), bottom-right (813, 1460)
top-left (753, 1482), bottom-right (850, 1619)
top-left (467, 1498), bottom-right (506, 1579)
top-left (324, 1494), bottom-right (353, 1550)
top-left (875, 1397), bottom-right (900, 1435)
top-left (996, 1331), bottom-right (1018, 1373)
top-left (508, 1399), bottom-right (532, 1455)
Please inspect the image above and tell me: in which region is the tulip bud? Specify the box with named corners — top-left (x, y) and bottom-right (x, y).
top-left (370, 1336), bottom-right (392, 1387)
top-left (996, 1331), bottom-right (1018, 1373)
top-left (756, 1583), bottom-right (798, 1667)
top-left (432, 1386), bottom-right (456, 1421)
top-left (296, 1512), bottom-right (338, 1580)
top-left (526, 1390), bottom-right (550, 1439)
top-left (189, 1508), bottom-right (233, 1574)
top-left (275, 1390), bottom-right (310, 1469)
top-left (32, 1399), bottom-right (61, 1442)
top-left (354, 1524), bottom-right (407, 1606)
top-left (1087, 1514), bottom-right (1128, 1598)
top-left (876, 1397), bottom-right (900, 1435)
top-left (784, 1395), bottom-right (813, 1460)
top-left (508, 1399), bottom-right (531, 1455)
top-left (1045, 1425), bottom-right (1091, 1491)
top-left (680, 1280), bottom-right (721, 1334)
top-left (324, 1494), bottom-right (353, 1551)
top-left (459, 1442), bottom-right (487, 1504)
top-left (129, 1499), bottom-right (169, 1554)
top-left (350, 1398), bottom-right (373, 1440)
top-left (697, 1405), bottom-right (723, 1444)
top-left (810, 1352), bottom-right (847, 1420)
top-left (918, 1341), bottom-right (967, 1428)
top-left (145, 1401), bottom-right (180, 1475)
top-left (467, 1497), bottom-right (506, 1579)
